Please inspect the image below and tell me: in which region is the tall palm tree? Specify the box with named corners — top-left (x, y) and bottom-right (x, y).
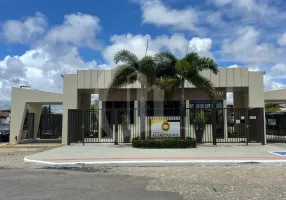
top-left (109, 50), bottom-right (157, 140)
top-left (155, 52), bottom-right (219, 139)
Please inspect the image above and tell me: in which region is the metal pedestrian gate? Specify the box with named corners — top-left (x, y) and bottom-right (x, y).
top-left (266, 111), bottom-right (286, 142)
top-left (68, 109), bottom-right (138, 144)
top-left (68, 108), bottom-right (265, 145)
top-left (38, 114), bottom-right (62, 139)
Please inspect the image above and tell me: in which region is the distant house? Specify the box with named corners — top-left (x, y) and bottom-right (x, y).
top-left (0, 110), bottom-right (11, 124)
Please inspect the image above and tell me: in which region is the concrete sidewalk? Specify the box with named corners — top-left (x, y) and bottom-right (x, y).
top-left (24, 143), bottom-right (286, 167)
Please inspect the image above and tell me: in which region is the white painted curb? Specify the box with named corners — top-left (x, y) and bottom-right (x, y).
top-left (24, 157), bottom-right (286, 168)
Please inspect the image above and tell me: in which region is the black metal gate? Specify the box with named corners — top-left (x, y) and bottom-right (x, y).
top-left (21, 113), bottom-right (34, 139)
top-left (38, 114), bottom-right (62, 139)
top-left (68, 109), bottom-right (138, 144)
top-left (266, 111), bottom-right (286, 142)
top-left (188, 108), bottom-right (264, 144)
top-left (68, 108), bottom-right (264, 145)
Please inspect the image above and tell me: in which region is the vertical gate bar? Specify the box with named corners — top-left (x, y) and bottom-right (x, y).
top-left (246, 108), bottom-right (249, 145)
top-left (261, 108), bottom-right (266, 145)
top-left (212, 107), bottom-right (217, 145)
top-left (82, 109), bottom-right (85, 145)
top-left (67, 110), bottom-right (70, 145)
top-left (114, 109), bottom-right (118, 145)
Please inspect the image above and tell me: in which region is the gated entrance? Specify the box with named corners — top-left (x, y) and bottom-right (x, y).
top-left (266, 111), bottom-right (286, 142)
top-left (38, 114), bottom-right (62, 139)
top-left (68, 108), bottom-right (265, 145)
top-left (68, 109), bottom-right (137, 144)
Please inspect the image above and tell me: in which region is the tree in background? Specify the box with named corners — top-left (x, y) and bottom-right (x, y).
top-left (265, 103), bottom-right (279, 113)
top-left (90, 99), bottom-right (99, 110)
top-left (42, 105), bottom-right (51, 114)
top-left (90, 99), bottom-right (99, 132)
top-left (155, 52), bottom-right (219, 138)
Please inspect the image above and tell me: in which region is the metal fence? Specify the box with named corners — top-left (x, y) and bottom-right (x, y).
top-left (266, 111), bottom-right (286, 142)
top-left (21, 113), bottom-right (34, 140)
top-left (38, 114), bottom-right (62, 139)
top-left (68, 107), bottom-right (264, 145)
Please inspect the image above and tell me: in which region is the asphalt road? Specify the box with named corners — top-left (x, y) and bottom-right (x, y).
top-left (2, 143), bottom-right (286, 199)
top-left (0, 168), bottom-right (182, 200)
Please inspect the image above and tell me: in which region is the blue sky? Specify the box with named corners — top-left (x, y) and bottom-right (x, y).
top-left (0, 0), bottom-right (286, 108)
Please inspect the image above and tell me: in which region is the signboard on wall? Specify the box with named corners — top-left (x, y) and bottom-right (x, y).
top-left (268, 119), bottom-right (276, 126)
top-left (150, 120), bottom-right (180, 138)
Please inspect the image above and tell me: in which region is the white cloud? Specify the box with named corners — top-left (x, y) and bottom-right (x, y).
top-left (45, 13), bottom-right (101, 49)
top-left (264, 75), bottom-right (286, 91)
top-left (140, 0), bottom-right (198, 31)
top-left (211, 0), bottom-right (279, 16)
top-left (1, 12), bottom-right (47, 44)
top-left (0, 44), bottom-right (101, 109)
top-left (0, 12), bottom-right (107, 109)
top-left (103, 33), bottom-right (213, 66)
top-left (270, 63), bottom-right (286, 78)
top-left (188, 37), bottom-right (213, 58)
top-left (222, 26), bottom-right (279, 65)
top-left (227, 64), bottom-right (239, 68)
top-left (278, 33), bottom-right (286, 46)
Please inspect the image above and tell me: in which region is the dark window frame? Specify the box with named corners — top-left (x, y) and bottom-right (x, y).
top-left (140, 101), bottom-right (183, 116)
top-left (102, 101), bottom-right (135, 125)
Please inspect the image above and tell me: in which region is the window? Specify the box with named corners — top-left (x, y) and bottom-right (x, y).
top-left (189, 100), bottom-right (224, 138)
top-left (143, 101), bottom-right (182, 116)
top-left (102, 101), bottom-right (134, 124)
top-left (189, 101), bottom-right (223, 124)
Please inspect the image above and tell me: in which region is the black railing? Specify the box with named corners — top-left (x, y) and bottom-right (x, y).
top-left (68, 108), bottom-right (264, 145)
top-left (38, 114), bottom-right (62, 139)
top-left (266, 111), bottom-right (286, 142)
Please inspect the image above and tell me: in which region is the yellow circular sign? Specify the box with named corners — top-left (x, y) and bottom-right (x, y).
top-left (162, 122), bottom-right (170, 131)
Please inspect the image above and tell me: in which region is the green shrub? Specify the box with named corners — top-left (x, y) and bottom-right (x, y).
top-left (132, 137), bottom-right (196, 148)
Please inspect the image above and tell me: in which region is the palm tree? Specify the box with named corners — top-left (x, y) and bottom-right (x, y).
top-left (155, 52), bottom-right (219, 139)
top-left (109, 50), bottom-right (157, 140)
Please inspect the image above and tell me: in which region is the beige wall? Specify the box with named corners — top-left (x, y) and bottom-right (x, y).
top-left (62, 75), bottom-right (78, 145)
top-left (9, 88), bottom-right (63, 144)
top-left (75, 68), bottom-right (253, 89)
top-left (248, 72), bottom-right (264, 107)
top-left (264, 88), bottom-right (286, 103)
top-left (99, 88), bottom-right (227, 101)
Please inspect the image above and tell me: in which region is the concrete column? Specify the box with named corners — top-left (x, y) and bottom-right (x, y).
top-left (62, 75), bottom-right (78, 145)
top-left (248, 72), bottom-right (266, 143)
top-left (248, 72), bottom-right (264, 108)
top-left (9, 101), bottom-right (27, 144)
top-left (28, 103), bottom-right (42, 139)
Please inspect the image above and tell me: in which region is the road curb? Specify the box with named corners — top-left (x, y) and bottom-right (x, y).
top-left (24, 157), bottom-right (286, 168)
